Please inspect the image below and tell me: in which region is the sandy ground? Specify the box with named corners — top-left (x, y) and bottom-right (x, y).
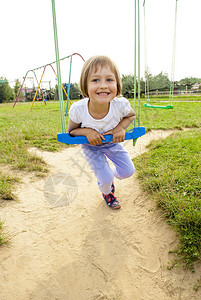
top-left (0, 130), bottom-right (201, 300)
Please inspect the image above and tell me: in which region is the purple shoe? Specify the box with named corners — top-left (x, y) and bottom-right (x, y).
top-left (102, 192), bottom-right (121, 209)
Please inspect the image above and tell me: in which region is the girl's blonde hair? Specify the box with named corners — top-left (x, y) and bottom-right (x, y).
top-left (79, 55), bottom-right (122, 97)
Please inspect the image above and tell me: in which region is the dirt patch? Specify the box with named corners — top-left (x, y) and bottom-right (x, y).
top-left (0, 130), bottom-right (201, 300)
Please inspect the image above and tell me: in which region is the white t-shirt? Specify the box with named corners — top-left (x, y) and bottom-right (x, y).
top-left (69, 97), bottom-right (131, 134)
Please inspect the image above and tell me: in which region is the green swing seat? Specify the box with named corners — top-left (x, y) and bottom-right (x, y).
top-left (144, 103), bottom-right (174, 109)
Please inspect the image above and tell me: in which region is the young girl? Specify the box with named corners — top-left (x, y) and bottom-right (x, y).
top-left (68, 55), bottom-right (135, 209)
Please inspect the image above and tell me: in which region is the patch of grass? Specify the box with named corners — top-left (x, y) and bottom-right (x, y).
top-left (194, 277), bottom-right (201, 291)
top-left (0, 171), bottom-right (18, 200)
top-left (138, 102), bottom-right (201, 131)
top-left (142, 94), bottom-right (201, 102)
top-left (0, 220), bottom-right (8, 245)
top-left (134, 129), bottom-right (201, 268)
top-left (0, 130), bottom-right (48, 174)
top-left (0, 102), bottom-right (65, 173)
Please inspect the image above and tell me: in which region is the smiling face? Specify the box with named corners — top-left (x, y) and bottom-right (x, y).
top-left (79, 56), bottom-right (122, 98)
top-left (87, 64), bottom-right (117, 105)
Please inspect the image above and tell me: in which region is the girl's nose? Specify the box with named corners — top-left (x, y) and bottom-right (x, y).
top-left (100, 81), bottom-right (107, 88)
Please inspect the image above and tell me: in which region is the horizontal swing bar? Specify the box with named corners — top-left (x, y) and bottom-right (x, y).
top-left (144, 103), bottom-right (174, 109)
top-left (57, 126), bottom-right (146, 145)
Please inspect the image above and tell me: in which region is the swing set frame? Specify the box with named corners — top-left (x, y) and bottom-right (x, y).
top-left (13, 53), bottom-right (84, 111)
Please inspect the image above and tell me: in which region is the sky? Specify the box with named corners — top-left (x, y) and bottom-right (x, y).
top-left (0, 0), bottom-right (201, 88)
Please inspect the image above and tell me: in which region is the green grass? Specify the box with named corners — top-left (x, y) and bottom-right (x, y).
top-left (142, 94), bottom-right (201, 102)
top-left (0, 171), bottom-right (19, 200)
top-left (133, 101), bottom-right (201, 131)
top-left (134, 129), bottom-right (201, 269)
top-left (0, 102), bottom-right (65, 176)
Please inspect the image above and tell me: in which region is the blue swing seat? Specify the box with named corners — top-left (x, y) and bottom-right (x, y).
top-left (57, 126), bottom-right (146, 145)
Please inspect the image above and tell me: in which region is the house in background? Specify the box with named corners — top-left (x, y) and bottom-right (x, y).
top-left (192, 83), bottom-right (201, 90)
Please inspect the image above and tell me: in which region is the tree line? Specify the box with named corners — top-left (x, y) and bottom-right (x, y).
top-left (0, 73), bottom-right (201, 103)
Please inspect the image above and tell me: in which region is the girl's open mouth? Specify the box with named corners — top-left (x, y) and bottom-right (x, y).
top-left (97, 92), bottom-right (110, 95)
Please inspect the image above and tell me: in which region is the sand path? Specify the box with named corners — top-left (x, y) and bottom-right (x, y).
top-left (0, 130), bottom-right (201, 300)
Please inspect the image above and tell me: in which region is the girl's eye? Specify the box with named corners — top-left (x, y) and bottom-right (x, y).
top-left (92, 79), bottom-right (99, 82)
top-left (107, 78), bottom-right (114, 82)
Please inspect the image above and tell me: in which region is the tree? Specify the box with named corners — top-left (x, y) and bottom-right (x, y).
top-left (178, 77), bottom-right (201, 90)
top-left (69, 83), bottom-right (81, 99)
top-left (122, 71), bottom-right (171, 97)
top-left (146, 71), bottom-right (170, 91)
top-left (54, 83), bottom-right (81, 100)
top-left (122, 74), bottom-right (135, 98)
top-left (13, 79), bottom-right (22, 97)
top-left (54, 84), bottom-right (58, 100)
top-left (0, 77), bottom-right (14, 103)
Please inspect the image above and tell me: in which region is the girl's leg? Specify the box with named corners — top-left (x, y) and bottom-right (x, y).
top-left (81, 144), bottom-right (114, 195)
top-left (81, 143), bottom-right (135, 194)
top-left (103, 143), bottom-right (135, 180)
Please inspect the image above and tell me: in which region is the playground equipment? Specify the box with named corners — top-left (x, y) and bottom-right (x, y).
top-left (13, 69), bottom-right (43, 107)
top-left (143, 0), bottom-right (178, 109)
top-left (13, 53), bottom-right (79, 110)
top-left (30, 63), bottom-right (66, 111)
top-left (30, 53), bottom-right (85, 111)
top-left (51, 0), bottom-right (145, 145)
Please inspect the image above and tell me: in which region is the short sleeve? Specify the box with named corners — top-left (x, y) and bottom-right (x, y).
top-left (119, 97), bottom-right (131, 117)
top-left (69, 103), bottom-right (82, 124)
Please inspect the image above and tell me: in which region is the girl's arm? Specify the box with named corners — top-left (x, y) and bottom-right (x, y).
top-left (104, 108), bottom-right (135, 143)
top-left (68, 119), bottom-right (105, 145)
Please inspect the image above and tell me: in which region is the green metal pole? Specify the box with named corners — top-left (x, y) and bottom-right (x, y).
top-left (51, 0), bottom-right (66, 133)
top-left (133, 0), bottom-right (139, 146)
top-left (134, 0), bottom-right (137, 128)
top-left (169, 0), bottom-right (178, 106)
top-left (65, 57), bottom-right (72, 116)
top-left (138, 0), bottom-right (141, 127)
